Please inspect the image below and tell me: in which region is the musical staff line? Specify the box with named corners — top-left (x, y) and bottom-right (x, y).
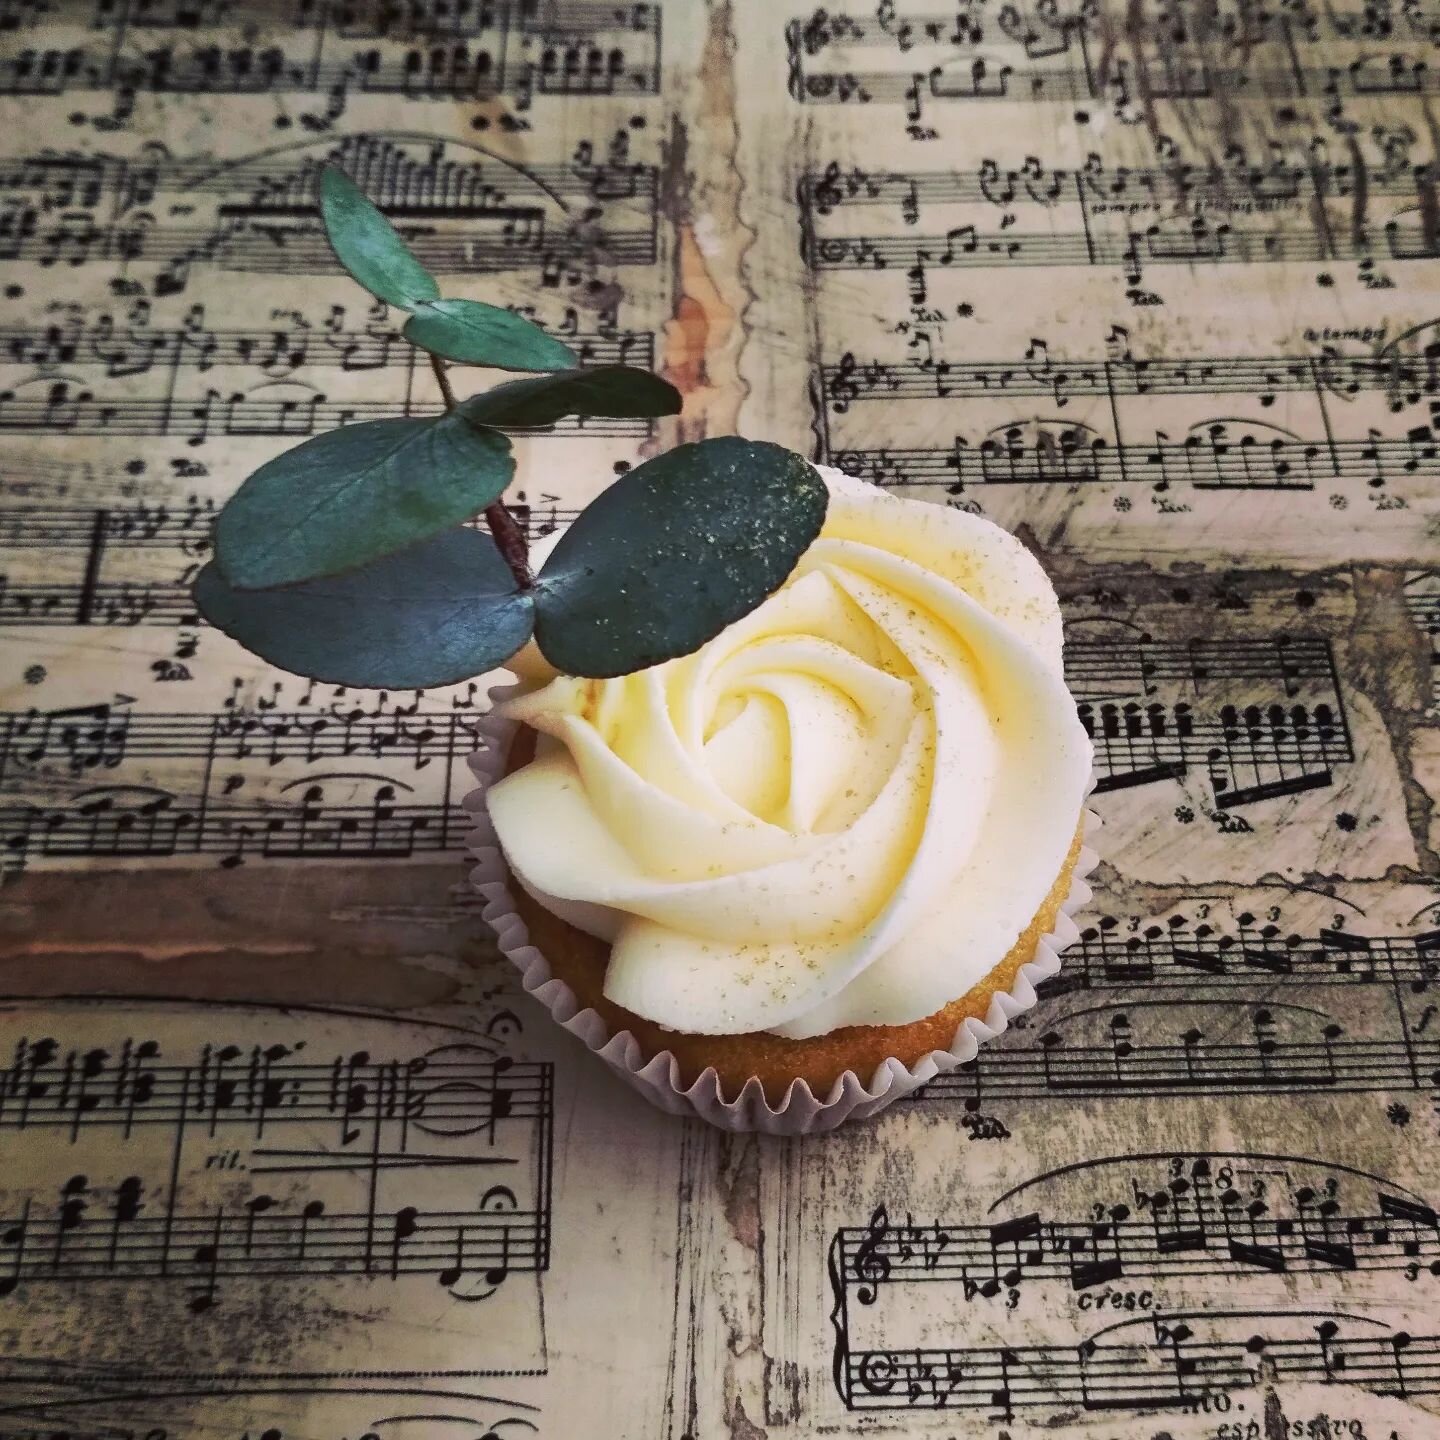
top-left (787, 0), bottom-right (1440, 60)
top-left (790, 57), bottom-right (1440, 108)
top-left (0, 1040), bottom-right (544, 1134)
top-left (833, 1201), bottom-right (1440, 1292)
top-left (3, 219), bottom-right (658, 273)
top-left (829, 434), bottom-right (1435, 492)
top-left (0, 389), bottom-right (654, 439)
top-left (805, 223), bottom-right (1439, 274)
top-left (800, 158), bottom-right (1434, 214)
top-left (0, 696), bottom-right (489, 874)
top-left (5, 147), bottom-right (659, 211)
top-left (0, 706), bottom-right (484, 771)
top-left (1, 320), bottom-right (654, 376)
top-left (0, 794), bottom-right (471, 863)
top-left (1048, 918), bottom-right (1440, 993)
top-left (821, 347), bottom-right (1436, 409)
top-left (1, 0), bottom-right (663, 106)
top-left (918, 1031), bottom-right (1440, 1103)
top-left (835, 1325), bottom-right (1440, 1413)
top-left (0, 1196), bottom-right (545, 1289)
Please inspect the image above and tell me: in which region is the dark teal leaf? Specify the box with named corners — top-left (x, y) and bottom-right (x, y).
top-left (402, 299), bottom-right (577, 372)
top-left (216, 414), bottom-right (515, 591)
top-left (457, 366), bottom-right (682, 429)
top-left (533, 438), bottom-right (828, 678)
top-left (195, 530), bottom-right (534, 689)
top-left (319, 166), bottom-right (440, 310)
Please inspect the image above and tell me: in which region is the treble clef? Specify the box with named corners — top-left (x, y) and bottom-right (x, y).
top-left (852, 1204), bottom-right (892, 1304)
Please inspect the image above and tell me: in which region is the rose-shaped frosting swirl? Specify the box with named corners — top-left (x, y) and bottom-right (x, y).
top-left (487, 467), bottom-right (1091, 1038)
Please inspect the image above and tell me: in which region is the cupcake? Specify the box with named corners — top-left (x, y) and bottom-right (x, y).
top-left (475, 466), bottom-right (1095, 1127)
top-left (188, 163), bottom-right (1070, 1128)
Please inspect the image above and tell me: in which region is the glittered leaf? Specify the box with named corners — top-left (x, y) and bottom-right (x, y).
top-left (319, 166), bottom-right (440, 310)
top-left (402, 299), bottom-right (577, 372)
top-left (458, 366), bottom-right (682, 429)
top-left (215, 414), bottom-right (514, 591)
top-left (533, 438), bottom-right (828, 678)
top-left (195, 530), bottom-right (535, 689)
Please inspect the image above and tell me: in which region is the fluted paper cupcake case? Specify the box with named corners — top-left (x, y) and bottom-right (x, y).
top-left (464, 684), bottom-right (1100, 1134)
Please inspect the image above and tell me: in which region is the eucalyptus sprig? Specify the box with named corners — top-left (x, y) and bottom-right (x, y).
top-left (194, 165), bottom-right (828, 687)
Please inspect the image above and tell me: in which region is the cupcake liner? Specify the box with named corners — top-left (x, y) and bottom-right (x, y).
top-left (464, 684), bottom-right (1100, 1134)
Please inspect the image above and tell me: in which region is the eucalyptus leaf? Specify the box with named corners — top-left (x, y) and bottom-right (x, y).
top-left (319, 166), bottom-right (440, 310)
top-left (402, 299), bottom-right (577, 372)
top-left (195, 529), bottom-right (535, 689)
top-left (216, 413), bottom-right (515, 591)
top-left (533, 438), bottom-right (828, 678)
top-left (458, 367), bottom-right (682, 429)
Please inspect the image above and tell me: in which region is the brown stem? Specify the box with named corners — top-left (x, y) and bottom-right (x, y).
top-left (428, 353), bottom-right (534, 591)
top-left (429, 352), bottom-right (459, 409)
top-left (483, 500), bottom-right (535, 591)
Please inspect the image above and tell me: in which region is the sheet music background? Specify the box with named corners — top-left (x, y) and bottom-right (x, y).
top-left (2, 1), bottom-right (1439, 1435)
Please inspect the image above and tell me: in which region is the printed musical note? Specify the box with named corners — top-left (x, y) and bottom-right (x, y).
top-left (787, 4), bottom-right (1440, 119)
top-left (0, 1015), bottom-right (550, 1318)
top-left (831, 1153), bottom-right (1440, 1415)
top-left (0, 1), bottom-right (663, 113)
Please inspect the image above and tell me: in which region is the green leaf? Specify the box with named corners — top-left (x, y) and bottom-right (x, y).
top-left (402, 299), bottom-right (578, 372)
top-left (195, 529), bottom-right (535, 689)
top-left (319, 166), bottom-right (440, 310)
top-left (533, 438), bottom-right (828, 678)
top-left (457, 367), bottom-right (682, 429)
top-left (215, 414), bottom-right (515, 591)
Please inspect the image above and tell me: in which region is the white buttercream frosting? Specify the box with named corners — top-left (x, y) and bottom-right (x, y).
top-left (486, 467), bottom-right (1092, 1038)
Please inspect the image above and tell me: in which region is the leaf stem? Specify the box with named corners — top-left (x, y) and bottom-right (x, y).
top-left (429, 353), bottom-right (534, 592)
top-left (429, 352), bottom-right (459, 409)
